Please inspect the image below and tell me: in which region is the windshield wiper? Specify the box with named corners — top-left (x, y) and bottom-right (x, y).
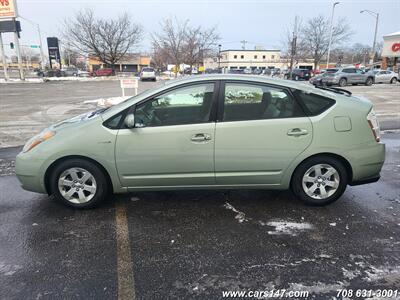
top-left (87, 107), bottom-right (109, 118)
top-left (315, 85), bottom-right (352, 96)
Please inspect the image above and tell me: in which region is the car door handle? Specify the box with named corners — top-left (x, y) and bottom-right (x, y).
top-left (287, 128), bottom-right (308, 136)
top-left (191, 133), bottom-right (212, 142)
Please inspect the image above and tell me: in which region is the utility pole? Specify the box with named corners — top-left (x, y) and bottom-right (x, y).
top-left (360, 10), bottom-right (379, 65)
top-left (240, 40), bottom-right (247, 50)
top-left (289, 16), bottom-right (299, 80)
top-left (13, 17), bottom-right (24, 80)
top-left (218, 44), bottom-right (221, 70)
top-left (0, 33), bottom-right (9, 81)
top-left (326, 2), bottom-right (340, 69)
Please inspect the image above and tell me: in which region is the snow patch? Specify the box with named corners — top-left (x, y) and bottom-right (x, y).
top-left (223, 202), bottom-right (249, 223)
top-left (84, 96), bottom-right (130, 107)
top-left (265, 220), bottom-right (313, 236)
top-left (288, 282), bottom-right (347, 294)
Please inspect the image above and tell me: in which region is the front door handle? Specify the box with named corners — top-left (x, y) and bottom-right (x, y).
top-left (191, 133), bottom-right (212, 142)
top-left (287, 128), bottom-right (309, 136)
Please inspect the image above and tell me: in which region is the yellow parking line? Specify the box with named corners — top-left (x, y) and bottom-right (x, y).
top-left (115, 200), bottom-right (136, 300)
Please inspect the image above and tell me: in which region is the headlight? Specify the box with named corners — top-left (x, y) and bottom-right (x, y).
top-left (22, 130), bottom-right (56, 153)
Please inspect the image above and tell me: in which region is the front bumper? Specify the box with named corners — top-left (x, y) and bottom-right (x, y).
top-left (15, 152), bottom-right (49, 194)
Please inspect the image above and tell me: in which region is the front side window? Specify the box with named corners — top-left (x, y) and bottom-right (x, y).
top-left (134, 83), bottom-right (214, 127)
top-left (222, 83), bottom-right (304, 122)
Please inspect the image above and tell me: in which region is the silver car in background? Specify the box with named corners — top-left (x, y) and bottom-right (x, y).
top-left (140, 67), bottom-right (157, 81)
top-left (372, 70), bottom-right (398, 84)
top-left (310, 67), bottom-right (375, 87)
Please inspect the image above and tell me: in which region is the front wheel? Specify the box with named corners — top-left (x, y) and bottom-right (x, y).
top-left (291, 156), bottom-right (348, 206)
top-left (365, 77), bottom-right (373, 86)
top-left (51, 159), bottom-right (109, 209)
top-left (338, 78), bottom-right (347, 87)
top-left (390, 77), bottom-right (397, 84)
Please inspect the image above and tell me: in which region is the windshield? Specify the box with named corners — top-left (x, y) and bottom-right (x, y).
top-left (142, 68), bottom-right (154, 72)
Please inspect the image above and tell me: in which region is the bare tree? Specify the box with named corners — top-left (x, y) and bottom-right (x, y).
top-left (152, 18), bottom-right (189, 76)
top-left (300, 15), bottom-right (352, 69)
top-left (184, 26), bottom-right (220, 73)
top-left (63, 8), bottom-right (143, 72)
top-left (152, 18), bottom-right (220, 75)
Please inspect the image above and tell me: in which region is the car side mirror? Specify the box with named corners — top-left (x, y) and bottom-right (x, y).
top-left (124, 114), bottom-right (135, 128)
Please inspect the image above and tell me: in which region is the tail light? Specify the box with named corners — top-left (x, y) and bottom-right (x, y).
top-left (367, 108), bottom-right (381, 142)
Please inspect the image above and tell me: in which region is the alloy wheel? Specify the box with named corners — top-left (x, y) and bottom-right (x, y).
top-left (58, 167), bottom-right (97, 204)
top-left (301, 164), bottom-right (340, 200)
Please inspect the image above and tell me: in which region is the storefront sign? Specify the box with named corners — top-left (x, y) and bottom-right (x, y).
top-left (0, 0), bottom-right (17, 19)
top-left (391, 43), bottom-right (400, 52)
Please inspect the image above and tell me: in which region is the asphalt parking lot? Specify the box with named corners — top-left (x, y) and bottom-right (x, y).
top-left (1, 79), bottom-right (400, 299)
top-left (0, 133), bottom-right (399, 299)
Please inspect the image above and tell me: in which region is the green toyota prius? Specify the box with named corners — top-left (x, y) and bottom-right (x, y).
top-left (15, 74), bottom-right (385, 208)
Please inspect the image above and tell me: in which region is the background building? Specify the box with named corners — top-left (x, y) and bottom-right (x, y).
top-left (381, 31), bottom-right (400, 71)
top-left (218, 49), bottom-right (281, 70)
top-left (88, 53), bottom-right (151, 72)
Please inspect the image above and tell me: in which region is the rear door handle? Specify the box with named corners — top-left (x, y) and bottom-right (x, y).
top-left (191, 133), bottom-right (212, 142)
top-left (287, 128), bottom-right (308, 136)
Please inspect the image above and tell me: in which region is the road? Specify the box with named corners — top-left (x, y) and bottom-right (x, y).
top-left (0, 133), bottom-right (399, 299)
top-left (0, 79), bottom-right (399, 147)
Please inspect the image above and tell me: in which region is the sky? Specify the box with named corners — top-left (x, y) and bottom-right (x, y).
top-left (1, 0), bottom-right (399, 57)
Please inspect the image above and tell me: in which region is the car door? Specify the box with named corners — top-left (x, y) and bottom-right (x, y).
top-left (214, 81), bottom-right (313, 185)
top-left (115, 82), bottom-right (217, 188)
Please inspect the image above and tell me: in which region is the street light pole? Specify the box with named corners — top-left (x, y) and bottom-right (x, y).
top-left (326, 1), bottom-right (340, 69)
top-left (360, 10), bottom-right (379, 66)
top-left (218, 44), bottom-right (221, 71)
top-left (19, 16), bottom-right (45, 70)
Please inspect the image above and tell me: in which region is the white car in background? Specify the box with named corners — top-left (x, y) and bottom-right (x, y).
top-left (373, 70), bottom-right (398, 84)
top-left (140, 67), bottom-right (157, 81)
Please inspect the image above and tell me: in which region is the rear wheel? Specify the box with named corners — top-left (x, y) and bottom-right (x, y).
top-left (391, 77), bottom-right (397, 84)
top-left (338, 78), bottom-right (347, 87)
top-left (291, 156), bottom-right (348, 206)
top-left (51, 159), bottom-right (109, 209)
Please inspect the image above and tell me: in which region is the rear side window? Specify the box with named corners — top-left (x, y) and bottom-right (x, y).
top-left (222, 83), bottom-right (305, 122)
top-left (294, 91), bottom-right (335, 116)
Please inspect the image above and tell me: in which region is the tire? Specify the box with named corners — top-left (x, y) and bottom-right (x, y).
top-left (50, 159), bottom-right (109, 209)
top-left (338, 78), bottom-right (347, 87)
top-left (291, 156), bottom-right (348, 206)
top-left (391, 77), bottom-right (397, 84)
top-left (365, 77), bottom-right (373, 86)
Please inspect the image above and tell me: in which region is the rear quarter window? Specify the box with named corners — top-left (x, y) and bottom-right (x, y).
top-left (294, 91), bottom-right (335, 116)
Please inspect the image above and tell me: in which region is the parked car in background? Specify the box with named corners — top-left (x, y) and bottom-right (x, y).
top-left (372, 70), bottom-right (398, 84)
top-left (140, 67), bottom-right (157, 81)
top-left (16, 74), bottom-right (384, 209)
top-left (229, 69), bottom-right (245, 74)
top-left (310, 67), bottom-right (374, 87)
top-left (62, 67), bottom-right (79, 77)
top-left (41, 69), bottom-right (66, 77)
top-left (252, 68), bottom-right (263, 75)
top-left (77, 70), bottom-right (90, 77)
top-left (286, 69), bottom-right (312, 81)
top-left (263, 69), bottom-right (272, 76)
top-left (93, 68), bottom-right (113, 77)
top-left (243, 68), bottom-right (252, 74)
